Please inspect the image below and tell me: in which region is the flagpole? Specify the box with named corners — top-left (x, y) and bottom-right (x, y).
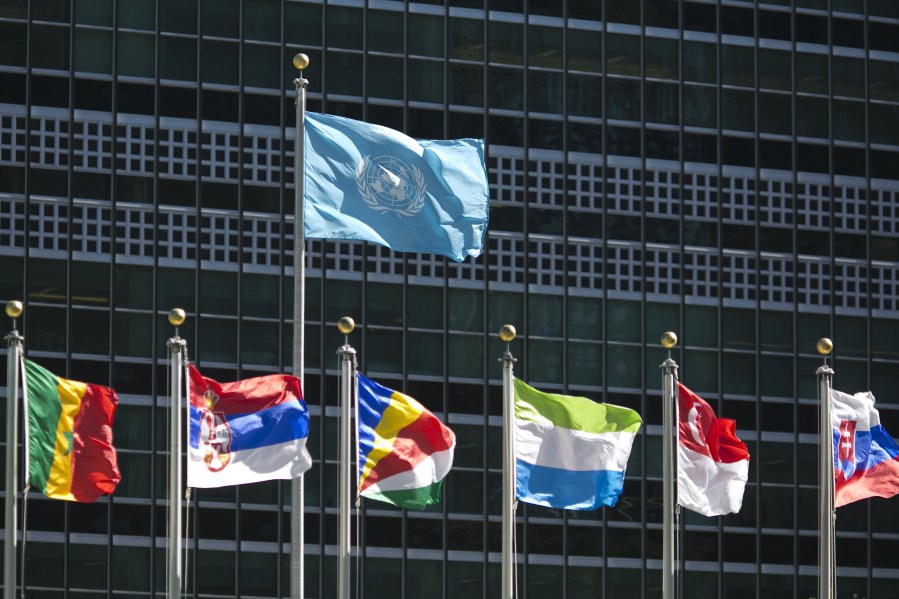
top-left (167, 308), bottom-right (187, 599)
top-left (499, 324), bottom-right (517, 599)
top-left (816, 337), bottom-right (835, 599)
top-left (336, 317), bottom-right (356, 599)
top-left (291, 52), bottom-right (309, 599)
top-left (659, 331), bottom-right (679, 599)
top-left (4, 301), bottom-right (24, 599)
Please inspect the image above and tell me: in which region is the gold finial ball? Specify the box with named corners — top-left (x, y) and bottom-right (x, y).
top-left (5, 300), bottom-right (23, 319)
top-left (168, 308), bottom-right (186, 327)
top-left (661, 331), bottom-right (678, 349)
top-left (337, 316), bottom-right (355, 335)
top-left (817, 337), bottom-right (833, 356)
top-left (499, 324), bottom-right (517, 343)
top-left (292, 53), bottom-right (310, 71)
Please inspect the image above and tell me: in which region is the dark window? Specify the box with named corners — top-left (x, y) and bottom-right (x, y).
top-left (202, 90), bottom-right (239, 122)
top-left (684, 2), bottom-right (717, 33)
top-left (795, 96), bottom-right (829, 139)
top-left (567, 75), bottom-right (602, 118)
top-left (760, 227), bottom-right (792, 252)
top-left (0, 22), bottom-right (27, 68)
top-left (871, 150), bottom-right (899, 181)
top-left (869, 21), bottom-right (899, 53)
top-left (160, 86), bottom-right (197, 119)
top-left (606, 126), bottom-right (641, 157)
top-left (568, 123), bottom-right (602, 153)
top-left (796, 143), bottom-right (829, 174)
top-left (723, 224), bottom-right (754, 250)
top-left (760, 139), bottom-right (793, 170)
top-left (721, 6), bottom-right (754, 37)
top-left (644, 130), bottom-right (679, 160)
top-left (606, 214), bottom-right (641, 241)
top-left (721, 89), bottom-right (755, 132)
top-left (568, 211), bottom-right (602, 238)
top-left (606, 0), bottom-right (640, 25)
top-left (568, 0), bottom-right (602, 20)
top-left (722, 136), bottom-right (755, 167)
top-left (409, 108), bottom-right (444, 139)
top-left (796, 14), bottom-right (828, 44)
top-left (530, 0), bottom-right (562, 16)
top-left (834, 145), bottom-right (866, 177)
top-left (644, 81), bottom-right (679, 125)
top-left (869, 104), bottom-right (899, 146)
top-left (835, 232), bottom-right (867, 259)
top-left (646, 216), bottom-right (679, 242)
top-left (759, 10), bottom-right (791, 41)
top-left (75, 79), bottom-right (112, 111)
top-left (645, 0), bottom-right (678, 28)
top-left (759, 93), bottom-right (792, 135)
top-left (798, 230), bottom-right (830, 256)
top-left (528, 119), bottom-right (563, 150)
top-left (833, 18), bottom-right (864, 49)
top-left (683, 133), bottom-right (717, 163)
top-left (0, 72), bottom-right (25, 104)
top-left (605, 78), bottom-right (641, 121)
top-left (33, 75), bottom-right (70, 108)
top-left (243, 93), bottom-right (280, 126)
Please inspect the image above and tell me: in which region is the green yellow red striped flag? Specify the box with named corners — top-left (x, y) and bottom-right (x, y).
top-left (23, 359), bottom-right (121, 502)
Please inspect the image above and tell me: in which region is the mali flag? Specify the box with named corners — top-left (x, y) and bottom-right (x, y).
top-left (23, 359), bottom-right (121, 503)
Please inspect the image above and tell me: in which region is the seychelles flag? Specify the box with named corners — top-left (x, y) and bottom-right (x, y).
top-left (187, 365), bottom-right (312, 488)
top-left (22, 359), bottom-right (121, 503)
top-left (514, 379), bottom-right (642, 510)
top-left (832, 389), bottom-right (899, 507)
top-left (357, 374), bottom-right (455, 510)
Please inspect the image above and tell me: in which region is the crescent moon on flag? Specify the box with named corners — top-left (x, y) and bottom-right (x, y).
top-left (687, 403), bottom-right (705, 446)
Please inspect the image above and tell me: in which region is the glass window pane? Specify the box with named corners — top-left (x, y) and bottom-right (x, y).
top-left (528, 25), bottom-right (562, 69)
top-left (449, 288), bottom-right (483, 332)
top-left (160, 36), bottom-right (197, 81)
top-left (449, 18), bottom-right (484, 61)
top-left (683, 85), bottom-right (717, 128)
top-left (528, 339), bottom-right (563, 384)
top-left (198, 318), bottom-right (237, 362)
top-left (758, 48), bottom-right (792, 91)
top-left (160, 0), bottom-right (196, 34)
top-left (796, 95), bottom-right (828, 138)
top-left (721, 45), bottom-right (754, 87)
top-left (490, 21), bottom-right (523, 65)
top-left (118, 32), bottom-right (155, 78)
top-left (74, 29), bottom-right (112, 74)
top-left (568, 29), bottom-right (601, 73)
top-left (796, 53), bottom-right (828, 94)
top-left (645, 81), bottom-right (678, 125)
top-left (606, 34), bottom-right (639, 76)
top-left (489, 291), bottom-right (523, 334)
top-left (450, 63), bottom-right (484, 106)
top-left (832, 99), bottom-right (864, 142)
top-left (529, 70), bottom-right (563, 113)
top-left (244, 0), bottom-right (280, 43)
top-left (119, 0), bottom-right (154, 30)
top-left (644, 37), bottom-right (678, 80)
top-left (408, 59), bottom-right (444, 104)
top-left (409, 14), bottom-right (444, 58)
top-left (759, 93), bottom-right (791, 135)
top-left (683, 41), bottom-right (717, 84)
top-left (723, 352), bottom-right (755, 395)
top-left (606, 78), bottom-right (640, 121)
top-left (448, 334), bottom-right (483, 378)
top-left (244, 44), bottom-right (280, 88)
top-left (528, 294), bottom-right (562, 337)
top-left (567, 74), bottom-right (602, 117)
top-left (607, 344), bottom-right (640, 388)
top-left (368, 11), bottom-right (404, 54)
top-left (32, 25), bottom-right (70, 70)
top-left (326, 6), bottom-right (362, 50)
top-left (567, 296), bottom-right (601, 340)
top-left (722, 89), bottom-right (755, 132)
top-left (568, 342), bottom-right (602, 386)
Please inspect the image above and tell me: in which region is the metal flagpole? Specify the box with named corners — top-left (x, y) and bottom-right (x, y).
top-left (499, 324), bottom-right (517, 599)
top-left (659, 331), bottom-right (679, 599)
top-left (336, 317), bottom-right (356, 599)
top-left (4, 301), bottom-right (24, 599)
top-left (291, 52), bottom-right (310, 599)
top-left (816, 337), bottom-right (835, 599)
top-left (167, 308), bottom-right (187, 599)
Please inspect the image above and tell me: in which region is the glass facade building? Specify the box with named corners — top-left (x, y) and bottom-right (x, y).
top-left (1, 0), bottom-right (899, 597)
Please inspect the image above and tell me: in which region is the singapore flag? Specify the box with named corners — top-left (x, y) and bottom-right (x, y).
top-left (676, 383), bottom-right (750, 516)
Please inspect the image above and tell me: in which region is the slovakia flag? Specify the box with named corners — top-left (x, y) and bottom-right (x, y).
top-left (832, 390), bottom-right (899, 508)
top-left (676, 383), bottom-right (750, 517)
top-left (187, 364), bottom-right (312, 488)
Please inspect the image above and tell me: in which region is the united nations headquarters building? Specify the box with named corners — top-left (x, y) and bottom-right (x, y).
top-left (1, 1), bottom-right (899, 597)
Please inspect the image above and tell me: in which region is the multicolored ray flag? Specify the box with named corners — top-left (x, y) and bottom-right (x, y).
top-left (832, 389), bottom-right (899, 507)
top-left (357, 373), bottom-right (455, 510)
top-left (677, 383), bottom-right (750, 516)
top-left (304, 112), bottom-right (490, 262)
top-left (514, 379), bottom-right (642, 510)
top-left (187, 365), bottom-right (312, 488)
top-left (22, 359), bottom-right (121, 503)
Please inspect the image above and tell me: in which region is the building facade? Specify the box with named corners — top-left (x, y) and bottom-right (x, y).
top-left (1, 0), bottom-right (899, 597)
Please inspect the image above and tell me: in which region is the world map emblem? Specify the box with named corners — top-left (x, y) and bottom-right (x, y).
top-left (356, 155), bottom-right (426, 217)
top-left (199, 390), bottom-right (232, 472)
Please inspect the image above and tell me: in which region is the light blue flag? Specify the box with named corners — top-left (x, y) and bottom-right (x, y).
top-left (303, 112), bottom-right (489, 262)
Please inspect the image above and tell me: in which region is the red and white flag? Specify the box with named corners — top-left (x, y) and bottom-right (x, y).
top-left (677, 383), bottom-right (750, 516)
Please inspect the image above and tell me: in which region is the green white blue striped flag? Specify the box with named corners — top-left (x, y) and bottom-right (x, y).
top-left (514, 379), bottom-right (642, 510)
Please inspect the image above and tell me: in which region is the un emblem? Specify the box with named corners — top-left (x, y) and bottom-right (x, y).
top-left (356, 155), bottom-right (426, 217)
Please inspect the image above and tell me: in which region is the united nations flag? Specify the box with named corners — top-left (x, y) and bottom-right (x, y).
top-left (303, 112), bottom-right (489, 262)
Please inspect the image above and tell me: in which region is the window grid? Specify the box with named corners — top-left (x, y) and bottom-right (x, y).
top-left (242, 132), bottom-right (282, 184)
top-left (487, 234), bottom-right (524, 286)
top-left (74, 119), bottom-right (112, 170)
top-left (722, 175), bottom-right (756, 223)
top-left (158, 209), bottom-right (197, 262)
top-left (833, 261), bottom-right (868, 311)
top-left (759, 177), bottom-right (793, 227)
top-left (606, 166), bottom-right (642, 214)
top-left (115, 204), bottom-right (155, 261)
top-left (760, 256), bottom-right (795, 304)
top-left (29, 115), bottom-right (69, 167)
top-left (566, 241), bottom-right (603, 290)
top-left (527, 155), bottom-right (564, 208)
top-left (645, 247), bottom-right (681, 295)
top-left (682, 172), bottom-right (718, 220)
top-left (29, 200), bottom-right (68, 253)
top-left (73, 203), bottom-right (112, 255)
top-left (241, 217), bottom-right (283, 269)
top-left (870, 187), bottom-right (899, 235)
top-left (721, 252), bottom-right (757, 302)
top-left (683, 250), bottom-right (719, 299)
top-left (605, 244), bottom-right (642, 294)
top-left (0, 112), bottom-right (26, 163)
top-left (796, 259), bottom-right (831, 307)
top-left (643, 168), bottom-right (680, 217)
top-left (527, 238), bottom-right (565, 288)
top-left (567, 157), bottom-right (603, 210)
top-left (159, 127), bottom-right (197, 178)
top-left (116, 121), bottom-right (156, 174)
top-left (796, 182), bottom-right (831, 230)
top-left (0, 195), bottom-right (25, 252)
top-left (871, 264), bottom-right (899, 312)
top-left (833, 184), bottom-right (867, 232)
top-left (202, 130), bottom-right (240, 181)
top-left (488, 147), bottom-right (525, 204)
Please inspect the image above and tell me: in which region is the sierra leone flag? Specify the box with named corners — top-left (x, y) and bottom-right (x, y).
top-left (357, 373), bottom-right (455, 510)
top-left (514, 378), bottom-right (642, 510)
